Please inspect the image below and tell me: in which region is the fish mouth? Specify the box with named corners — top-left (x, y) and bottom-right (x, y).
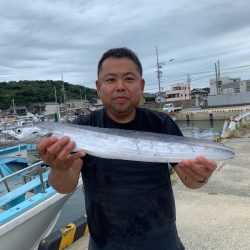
top-left (8, 135), bottom-right (18, 141)
top-left (1, 131), bottom-right (19, 141)
top-left (0, 134), bottom-right (20, 146)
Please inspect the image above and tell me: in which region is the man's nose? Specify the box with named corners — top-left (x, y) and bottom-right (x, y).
top-left (116, 79), bottom-right (126, 90)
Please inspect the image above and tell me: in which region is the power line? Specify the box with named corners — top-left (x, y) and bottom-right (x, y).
top-left (151, 63), bottom-right (250, 79)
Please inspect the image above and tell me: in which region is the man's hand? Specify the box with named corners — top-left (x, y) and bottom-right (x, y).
top-left (37, 136), bottom-right (86, 193)
top-left (174, 156), bottom-right (217, 189)
top-left (37, 136), bottom-right (86, 171)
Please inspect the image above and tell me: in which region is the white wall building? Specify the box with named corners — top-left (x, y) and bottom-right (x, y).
top-left (44, 102), bottom-right (60, 115)
top-left (165, 83), bottom-right (191, 102)
top-left (64, 99), bottom-right (85, 109)
top-left (207, 77), bottom-right (250, 107)
top-left (209, 77), bottom-right (241, 95)
top-left (240, 80), bottom-right (250, 92)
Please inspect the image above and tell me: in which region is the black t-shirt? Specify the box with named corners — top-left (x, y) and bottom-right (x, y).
top-left (72, 107), bottom-right (184, 250)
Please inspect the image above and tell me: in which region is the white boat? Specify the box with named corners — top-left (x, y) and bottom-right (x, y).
top-left (0, 146), bottom-right (82, 250)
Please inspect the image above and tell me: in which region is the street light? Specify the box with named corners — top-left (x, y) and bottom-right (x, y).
top-left (156, 60), bottom-right (175, 95)
top-left (155, 46), bottom-right (174, 108)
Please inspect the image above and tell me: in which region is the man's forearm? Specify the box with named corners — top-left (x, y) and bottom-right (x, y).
top-left (48, 162), bottom-right (82, 193)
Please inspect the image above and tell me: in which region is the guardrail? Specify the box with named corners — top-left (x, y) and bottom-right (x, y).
top-left (234, 111), bottom-right (250, 125)
top-left (221, 111), bottom-right (250, 138)
top-left (0, 161), bottom-right (46, 193)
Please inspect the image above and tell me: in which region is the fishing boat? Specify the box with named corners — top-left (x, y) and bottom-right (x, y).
top-left (0, 145), bottom-right (82, 250)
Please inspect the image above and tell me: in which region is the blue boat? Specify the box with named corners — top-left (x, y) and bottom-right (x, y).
top-left (0, 145), bottom-right (82, 250)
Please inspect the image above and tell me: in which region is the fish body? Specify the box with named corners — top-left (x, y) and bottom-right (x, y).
top-left (3, 122), bottom-right (235, 162)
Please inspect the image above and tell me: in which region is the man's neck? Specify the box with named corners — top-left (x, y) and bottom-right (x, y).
top-left (106, 109), bottom-right (136, 124)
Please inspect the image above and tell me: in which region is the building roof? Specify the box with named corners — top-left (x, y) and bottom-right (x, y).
top-left (143, 93), bottom-right (156, 98)
top-left (156, 93), bottom-right (167, 98)
top-left (9, 106), bottom-right (27, 110)
top-left (191, 88), bottom-right (209, 94)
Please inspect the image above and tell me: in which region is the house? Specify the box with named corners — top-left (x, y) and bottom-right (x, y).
top-left (28, 103), bottom-right (46, 114)
top-left (8, 106), bottom-right (27, 116)
top-left (165, 83), bottom-right (191, 102)
top-left (141, 93), bottom-right (156, 104)
top-left (155, 93), bottom-right (167, 103)
top-left (191, 88), bottom-right (209, 107)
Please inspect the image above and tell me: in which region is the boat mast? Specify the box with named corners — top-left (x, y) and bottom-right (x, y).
top-left (12, 99), bottom-right (17, 116)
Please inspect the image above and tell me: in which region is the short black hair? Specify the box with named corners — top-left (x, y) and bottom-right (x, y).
top-left (97, 47), bottom-right (143, 77)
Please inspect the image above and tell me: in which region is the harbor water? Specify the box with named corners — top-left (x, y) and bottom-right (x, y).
top-left (176, 119), bottom-right (224, 139)
top-left (52, 119), bottom-right (225, 232)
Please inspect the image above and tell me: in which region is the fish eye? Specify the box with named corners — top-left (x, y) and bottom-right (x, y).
top-left (15, 128), bottom-right (22, 134)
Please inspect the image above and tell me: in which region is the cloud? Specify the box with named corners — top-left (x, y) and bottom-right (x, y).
top-left (0, 0), bottom-right (250, 91)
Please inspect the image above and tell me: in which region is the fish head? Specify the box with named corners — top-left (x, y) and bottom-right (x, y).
top-left (3, 126), bottom-right (51, 143)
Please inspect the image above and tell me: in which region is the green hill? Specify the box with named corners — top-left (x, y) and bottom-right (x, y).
top-left (0, 80), bottom-right (97, 110)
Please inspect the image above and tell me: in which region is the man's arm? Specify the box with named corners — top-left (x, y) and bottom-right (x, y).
top-left (173, 156), bottom-right (217, 189)
top-left (37, 136), bottom-right (86, 194)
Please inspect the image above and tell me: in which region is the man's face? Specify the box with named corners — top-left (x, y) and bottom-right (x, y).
top-left (96, 57), bottom-right (145, 120)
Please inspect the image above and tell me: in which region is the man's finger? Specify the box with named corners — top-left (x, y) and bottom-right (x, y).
top-left (56, 140), bottom-right (76, 162)
top-left (180, 162), bottom-right (206, 181)
top-left (37, 136), bottom-right (58, 155)
top-left (45, 136), bottom-right (71, 161)
top-left (70, 151), bottom-right (86, 161)
top-left (195, 156), bottom-right (217, 171)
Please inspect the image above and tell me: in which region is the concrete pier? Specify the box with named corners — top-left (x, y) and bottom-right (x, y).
top-left (66, 137), bottom-right (250, 250)
top-left (175, 105), bottom-right (250, 121)
top-left (174, 137), bottom-right (250, 250)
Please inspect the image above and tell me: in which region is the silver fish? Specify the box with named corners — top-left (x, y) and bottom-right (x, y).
top-left (2, 122), bottom-right (234, 162)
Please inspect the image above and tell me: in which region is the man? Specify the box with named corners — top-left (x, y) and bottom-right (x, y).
top-left (37, 48), bottom-right (217, 250)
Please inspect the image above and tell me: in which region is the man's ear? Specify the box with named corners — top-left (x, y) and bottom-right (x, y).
top-left (96, 80), bottom-right (101, 97)
top-left (140, 79), bottom-right (145, 92)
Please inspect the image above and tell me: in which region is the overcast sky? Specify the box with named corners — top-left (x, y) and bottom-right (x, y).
top-left (1, 0), bottom-right (250, 93)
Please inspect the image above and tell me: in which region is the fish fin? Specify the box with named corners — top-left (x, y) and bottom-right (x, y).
top-left (72, 147), bottom-right (81, 152)
top-left (41, 133), bottom-right (53, 139)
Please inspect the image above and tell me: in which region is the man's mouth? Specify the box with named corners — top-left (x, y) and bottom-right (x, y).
top-left (113, 96), bottom-right (129, 101)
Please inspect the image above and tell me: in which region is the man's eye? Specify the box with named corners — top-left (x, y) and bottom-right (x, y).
top-left (125, 77), bottom-right (134, 81)
top-left (106, 78), bottom-right (115, 82)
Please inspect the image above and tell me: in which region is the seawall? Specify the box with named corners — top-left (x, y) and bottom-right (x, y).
top-left (174, 105), bottom-right (250, 121)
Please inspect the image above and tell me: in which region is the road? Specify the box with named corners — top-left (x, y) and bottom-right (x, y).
top-left (67, 138), bottom-right (250, 250)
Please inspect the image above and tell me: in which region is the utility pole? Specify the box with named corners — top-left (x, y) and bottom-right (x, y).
top-left (215, 60), bottom-right (221, 95)
top-left (61, 74), bottom-right (67, 112)
top-left (187, 74), bottom-right (191, 101)
top-left (155, 46), bottom-right (174, 107)
top-left (187, 74), bottom-right (191, 85)
top-left (54, 86), bottom-right (58, 104)
top-left (80, 87), bottom-right (83, 102)
top-left (61, 74), bottom-right (66, 104)
top-left (215, 62), bottom-right (218, 94)
top-left (54, 86), bottom-right (60, 122)
top-left (218, 59), bottom-right (220, 78)
top-left (156, 46), bottom-right (162, 95)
